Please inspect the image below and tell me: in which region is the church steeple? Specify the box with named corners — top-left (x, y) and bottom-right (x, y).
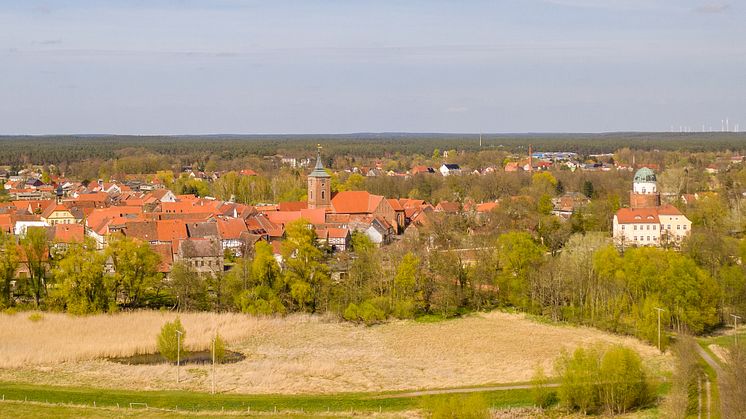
top-left (308, 144), bottom-right (331, 209)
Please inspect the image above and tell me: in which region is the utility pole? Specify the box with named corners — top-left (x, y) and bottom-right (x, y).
top-left (176, 330), bottom-right (183, 383)
top-left (654, 307), bottom-right (665, 352)
top-left (731, 314), bottom-right (741, 346)
top-left (211, 335), bottom-right (216, 395)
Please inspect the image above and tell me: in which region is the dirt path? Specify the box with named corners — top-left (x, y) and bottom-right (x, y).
top-left (375, 383), bottom-right (560, 398)
top-left (696, 344), bottom-right (722, 417)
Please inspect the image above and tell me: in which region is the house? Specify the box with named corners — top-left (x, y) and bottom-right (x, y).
top-left (216, 217), bottom-right (249, 255)
top-left (439, 164), bottom-right (461, 176)
top-left (327, 228), bottom-right (351, 251)
top-left (411, 166), bottom-right (436, 175)
top-left (613, 168), bottom-right (691, 248)
top-left (40, 203), bottom-right (80, 225)
top-left (175, 238), bottom-right (224, 274)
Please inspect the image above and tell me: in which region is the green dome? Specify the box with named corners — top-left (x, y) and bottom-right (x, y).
top-left (633, 167), bottom-right (656, 183)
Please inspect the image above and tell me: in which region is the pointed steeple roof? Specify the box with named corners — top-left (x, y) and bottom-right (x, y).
top-left (309, 145), bottom-right (330, 178)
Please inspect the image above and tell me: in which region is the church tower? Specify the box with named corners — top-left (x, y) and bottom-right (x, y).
top-left (308, 145), bottom-right (331, 209)
top-left (630, 167), bottom-right (661, 208)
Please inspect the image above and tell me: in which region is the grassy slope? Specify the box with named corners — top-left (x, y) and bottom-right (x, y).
top-left (0, 382), bottom-right (534, 414)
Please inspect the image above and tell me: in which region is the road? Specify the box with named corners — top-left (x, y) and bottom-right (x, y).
top-left (696, 344), bottom-right (723, 417)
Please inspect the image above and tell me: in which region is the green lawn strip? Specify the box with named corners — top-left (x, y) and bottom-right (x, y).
top-left (0, 382), bottom-right (535, 414)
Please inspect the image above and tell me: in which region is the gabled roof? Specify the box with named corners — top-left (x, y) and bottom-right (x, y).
top-left (186, 221), bottom-right (219, 239)
top-left (178, 238), bottom-right (222, 258)
top-left (331, 191), bottom-right (385, 214)
top-left (657, 204), bottom-right (684, 216)
top-left (216, 217), bottom-right (248, 240)
top-left (615, 207), bottom-right (660, 224)
top-left (48, 224), bottom-right (84, 244)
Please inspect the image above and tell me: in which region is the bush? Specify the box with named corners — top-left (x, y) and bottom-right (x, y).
top-left (393, 299), bottom-right (416, 319)
top-left (532, 365), bottom-right (558, 408)
top-left (424, 394), bottom-right (490, 419)
top-left (238, 286), bottom-right (285, 315)
top-left (358, 301), bottom-right (386, 325)
top-left (28, 312), bottom-right (44, 322)
top-left (555, 345), bottom-right (651, 415)
top-left (157, 317), bottom-right (186, 362)
top-left (343, 303), bottom-right (359, 322)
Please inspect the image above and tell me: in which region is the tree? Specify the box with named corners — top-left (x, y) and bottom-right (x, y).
top-left (0, 233), bottom-right (19, 307)
top-left (20, 227), bottom-right (50, 307)
top-left (106, 236), bottom-right (161, 307)
top-left (495, 232), bottom-right (545, 309)
top-left (281, 219), bottom-right (330, 312)
top-left (52, 241), bottom-right (109, 314)
top-left (582, 180), bottom-right (595, 198)
top-left (157, 317), bottom-right (186, 362)
top-left (556, 345), bottom-right (650, 415)
top-left (168, 262), bottom-right (208, 311)
top-left (213, 333), bottom-right (226, 363)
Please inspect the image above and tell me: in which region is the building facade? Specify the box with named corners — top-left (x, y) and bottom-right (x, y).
top-left (613, 168), bottom-right (691, 248)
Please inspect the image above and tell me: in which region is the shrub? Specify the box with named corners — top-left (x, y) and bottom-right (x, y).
top-left (343, 303), bottom-right (359, 322)
top-left (555, 345), bottom-right (651, 415)
top-left (532, 365), bottom-right (558, 408)
top-left (393, 299), bottom-right (416, 319)
top-left (28, 312), bottom-right (44, 322)
top-left (157, 317), bottom-right (186, 362)
top-left (358, 301), bottom-right (386, 325)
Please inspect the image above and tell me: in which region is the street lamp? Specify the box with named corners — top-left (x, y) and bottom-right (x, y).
top-left (176, 330), bottom-right (183, 383)
top-left (654, 307), bottom-right (665, 352)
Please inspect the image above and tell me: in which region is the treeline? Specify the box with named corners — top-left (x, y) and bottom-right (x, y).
top-left (3, 132), bottom-right (746, 168)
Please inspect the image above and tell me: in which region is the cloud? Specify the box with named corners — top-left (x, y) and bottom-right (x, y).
top-left (694, 2), bottom-right (731, 13)
top-left (445, 106), bottom-right (469, 113)
top-left (37, 39), bottom-right (62, 45)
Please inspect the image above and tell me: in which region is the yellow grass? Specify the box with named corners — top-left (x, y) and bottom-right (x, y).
top-left (0, 310), bottom-right (670, 394)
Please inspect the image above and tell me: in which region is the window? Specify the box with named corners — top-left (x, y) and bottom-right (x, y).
top-left (310, 191), bottom-right (313, 200)
top-left (677, 225), bottom-right (680, 230)
top-left (621, 225), bottom-right (625, 230)
top-left (668, 224), bottom-right (671, 230)
top-left (683, 225), bottom-right (687, 230)
top-left (646, 225), bottom-right (650, 230)
top-left (647, 236), bottom-right (650, 241)
top-left (321, 190), bottom-right (325, 199)
top-left (634, 236), bottom-right (637, 241)
top-left (653, 225), bottom-right (656, 230)
top-left (634, 225), bottom-right (637, 230)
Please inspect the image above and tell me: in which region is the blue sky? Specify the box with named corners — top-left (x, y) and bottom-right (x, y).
top-left (1, 0), bottom-right (744, 134)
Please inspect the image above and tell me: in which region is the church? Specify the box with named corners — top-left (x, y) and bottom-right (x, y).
top-left (612, 167), bottom-right (691, 248)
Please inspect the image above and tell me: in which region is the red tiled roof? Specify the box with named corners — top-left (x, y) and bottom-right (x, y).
top-left (216, 217), bottom-right (248, 240)
top-left (50, 224), bottom-right (84, 244)
top-left (332, 191), bottom-right (384, 214)
top-left (475, 202), bottom-right (498, 213)
top-left (615, 207), bottom-right (660, 224)
top-left (657, 204), bottom-right (684, 216)
top-left (278, 201), bottom-right (308, 212)
top-left (387, 199), bottom-right (404, 211)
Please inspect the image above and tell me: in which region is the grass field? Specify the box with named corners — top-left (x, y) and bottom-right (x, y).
top-left (0, 310), bottom-right (670, 395)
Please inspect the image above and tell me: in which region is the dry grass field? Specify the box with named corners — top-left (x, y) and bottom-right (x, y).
top-left (0, 310), bottom-right (670, 394)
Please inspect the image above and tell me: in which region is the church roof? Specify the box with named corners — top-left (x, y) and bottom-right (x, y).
top-left (309, 148), bottom-right (330, 178)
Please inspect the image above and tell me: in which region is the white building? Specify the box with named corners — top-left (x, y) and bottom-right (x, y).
top-left (613, 167), bottom-right (691, 248)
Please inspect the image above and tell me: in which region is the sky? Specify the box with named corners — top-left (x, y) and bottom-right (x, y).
top-left (0, 0), bottom-right (744, 134)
